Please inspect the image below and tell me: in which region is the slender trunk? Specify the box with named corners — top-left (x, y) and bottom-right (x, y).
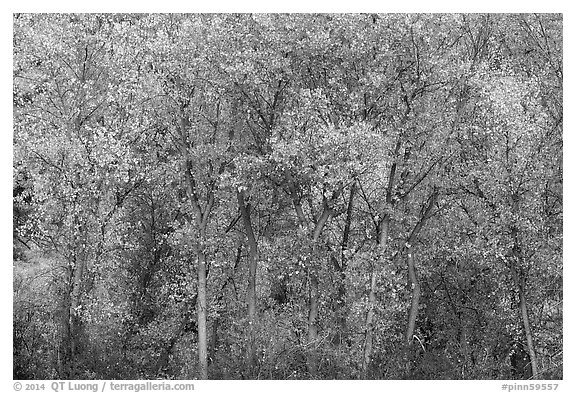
top-left (518, 273), bottom-right (538, 378)
top-left (307, 271), bottom-right (319, 345)
top-left (362, 215), bottom-right (389, 376)
top-left (405, 249), bottom-right (421, 344)
top-left (237, 190), bottom-right (258, 322)
top-left (333, 183), bottom-right (356, 342)
top-left (305, 205), bottom-right (332, 377)
top-left (362, 266), bottom-right (378, 376)
top-left (332, 254), bottom-right (347, 345)
top-left (510, 193), bottom-right (538, 378)
top-left (209, 248), bottom-right (241, 374)
top-left (209, 317), bottom-right (218, 365)
top-left (306, 267), bottom-right (320, 378)
top-left (237, 190), bottom-right (258, 374)
top-left (312, 207), bottom-right (332, 243)
top-left (196, 241), bottom-right (208, 379)
top-left (362, 130), bottom-right (402, 376)
top-left (309, 208), bottom-right (332, 340)
top-left (58, 290), bottom-right (72, 377)
top-left (341, 182), bottom-right (356, 264)
top-left (67, 252), bottom-right (85, 375)
top-left (403, 190), bottom-right (437, 347)
top-left (182, 152), bottom-right (214, 380)
top-left (441, 276), bottom-right (469, 374)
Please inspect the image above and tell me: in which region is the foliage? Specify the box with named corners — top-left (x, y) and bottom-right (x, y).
top-left (13, 13), bottom-right (562, 380)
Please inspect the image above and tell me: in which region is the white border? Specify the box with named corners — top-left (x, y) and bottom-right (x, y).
top-left (3, 5), bottom-right (571, 393)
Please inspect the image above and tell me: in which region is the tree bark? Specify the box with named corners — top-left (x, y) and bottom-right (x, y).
top-left (362, 215), bottom-right (389, 376)
top-left (237, 190), bottom-right (258, 322)
top-left (236, 190), bottom-right (258, 374)
top-left (510, 194), bottom-right (538, 378)
top-left (58, 289), bottom-right (72, 377)
top-left (196, 233), bottom-right (209, 380)
top-left (69, 255), bottom-right (85, 360)
top-left (331, 182), bottom-right (356, 345)
top-left (332, 183), bottom-right (355, 345)
top-left (511, 263), bottom-right (538, 378)
top-left (341, 182), bottom-right (356, 265)
top-left (309, 206), bottom-right (332, 337)
top-left (305, 205), bottom-right (332, 377)
top-left (403, 189), bottom-right (437, 347)
top-left (405, 249), bottom-right (421, 344)
top-left (362, 265), bottom-right (378, 376)
top-left (62, 230), bottom-right (87, 377)
top-left (183, 155), bottom-right (214, 379)
top-left (519, 281), bottom-right (538, 378)
top-left (361, 128), bottom-right (404, 376)
top-left (307, 271), bottom-right (319, 348)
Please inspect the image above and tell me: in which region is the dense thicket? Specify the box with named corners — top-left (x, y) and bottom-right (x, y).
top-left (13, 13), bottom-right (562, 380)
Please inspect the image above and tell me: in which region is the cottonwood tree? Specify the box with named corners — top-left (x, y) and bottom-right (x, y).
top-left (13, 14), bottom-right (149, 377)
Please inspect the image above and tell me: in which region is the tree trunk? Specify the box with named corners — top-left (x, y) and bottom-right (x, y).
top-left (518, 273), bottom-right (538, 378)
top-left (237, 190), bottom-right (258, 322)
top-left (310, 210), bottom-right (332, 324)
top-left (237, 190), bottom-right (258, 374)
top-left (362, 215), bottom-right (389, 376)
top-left (307, 271), bottom-right (319, 374)
top-left (196, 244), bottom-right (208, 380)
top-left (58, 291), bottom-right (72, 377)
top-left (510, 193), bottom-right (538, 378)
top-left (333, 183), bottom-right (356, 344)
top-left (403, 190), bottom-right (437, 348)
top-left (341, 182), bottom-right (356, 264)
top-left (405, 249), bottom-right (421, 344)
top-left (332, 254), bottom-right (347, 346)
top-left (182, 152), bottom-right (214, 379)
top-left (69, 259), bottom-right (83, 345)
top-left (65, 253), bottom-right (85, 377)
top-left (305, 204), bottom-right (332, 377)
top-left (362, 265), bottom-right (378, 377)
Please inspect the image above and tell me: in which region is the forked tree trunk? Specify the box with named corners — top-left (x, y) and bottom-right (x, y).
top-left (361, 132), bottom-right (403, 376)
top-left (305, 206), bottom-right (332, 377)
top-left (183, 155), bottom-right (214, 379)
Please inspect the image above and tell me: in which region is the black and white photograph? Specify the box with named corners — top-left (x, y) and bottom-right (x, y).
top-left (12, 11), bottom-right (563, 383)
